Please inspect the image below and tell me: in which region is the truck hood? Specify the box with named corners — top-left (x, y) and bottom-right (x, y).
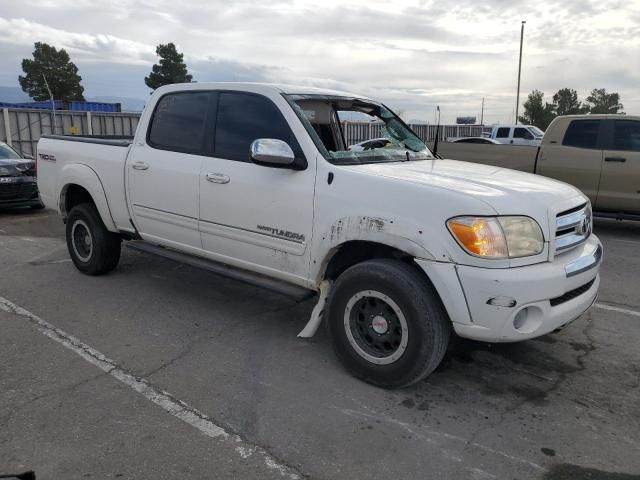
top-left (340, 159), bottom-right (585, 216)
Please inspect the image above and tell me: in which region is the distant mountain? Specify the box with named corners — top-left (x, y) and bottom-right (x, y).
top-left (0, 86), bottom-right (146, 112)
top-left (0, 86), bottom-right (30, 103)
top-left (88, 96), bottom-right (146, 112)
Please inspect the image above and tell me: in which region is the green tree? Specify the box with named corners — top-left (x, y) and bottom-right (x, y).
top-left (552, 88), bottom-right (588, 116)
top-left (585, 88), bottom-right (624, 114)
top-left (18, 42), bottom-right (85, 101)
top-left (518, 90), bottom-right (556, 130)
top-left (145, 43), bottom-right (193, 89)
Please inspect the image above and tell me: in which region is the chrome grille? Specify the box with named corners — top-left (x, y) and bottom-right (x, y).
top-left (555, 203), bottom-right (592, 253)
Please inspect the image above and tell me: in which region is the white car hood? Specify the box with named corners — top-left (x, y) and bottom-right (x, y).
top-left (340, 159), bottom-right (585, 216)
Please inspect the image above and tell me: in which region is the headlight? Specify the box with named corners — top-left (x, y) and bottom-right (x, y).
top-left (447, 216), bottom-right (544, 259)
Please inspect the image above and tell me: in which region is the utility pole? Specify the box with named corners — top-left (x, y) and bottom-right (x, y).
top-left (515, 20), bottom-right (526, 125)
top-left (480, 97), bottom-right (485, 125)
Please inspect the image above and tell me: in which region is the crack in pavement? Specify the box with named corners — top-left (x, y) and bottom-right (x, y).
top-left (456, 313), bottom-right (600, 472)
top-left (0, 295), bottom-right (306, 480)
top-left (0, 371), bottom-right (109, 430)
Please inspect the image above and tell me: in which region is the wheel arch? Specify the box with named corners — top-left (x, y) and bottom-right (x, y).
top-left (321, 240), bottom-right (422, 282)
top-left (58, 164), bottom-right (117, 232)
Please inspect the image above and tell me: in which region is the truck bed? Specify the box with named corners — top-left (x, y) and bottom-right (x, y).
top-left (37, 134), bottom-right (133, 232)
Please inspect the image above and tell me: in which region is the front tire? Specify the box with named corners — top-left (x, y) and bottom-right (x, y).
top-left (66, 203), bottom-right (121, 275)
top-left (326, 259), bottom-right (450, 388)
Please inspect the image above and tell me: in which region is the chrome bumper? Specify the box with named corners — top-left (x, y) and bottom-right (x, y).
top-left (565, 243), bottom-right (603, 278)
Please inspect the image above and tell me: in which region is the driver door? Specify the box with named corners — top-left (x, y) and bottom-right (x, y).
top-left (512, 127), bottom-right (534, 145)
top-left (198, 91), bottom-right (316, 285)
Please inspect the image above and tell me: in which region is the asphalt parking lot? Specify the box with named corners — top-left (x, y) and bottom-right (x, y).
top-left (1, 208), bottom-right (639, 480)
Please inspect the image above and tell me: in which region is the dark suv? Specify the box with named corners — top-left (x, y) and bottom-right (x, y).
top-left (0, 142), bottom-right (44, 209)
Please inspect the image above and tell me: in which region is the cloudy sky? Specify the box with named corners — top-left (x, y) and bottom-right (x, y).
top-left (0, 0), bottom-right (638, 123)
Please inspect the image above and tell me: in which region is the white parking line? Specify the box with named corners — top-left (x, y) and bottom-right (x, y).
top-left (0, 295), bottom-right (300, 480)
top-left (609, 238), bottom-right (640, 247)
top-left (594, 302), bottom-right (640, 318)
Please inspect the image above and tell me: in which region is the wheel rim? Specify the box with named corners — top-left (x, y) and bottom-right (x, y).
top-left (71, 219), bottom-right (93, 262)
top-left (343, 290), bottom-right (409, 365)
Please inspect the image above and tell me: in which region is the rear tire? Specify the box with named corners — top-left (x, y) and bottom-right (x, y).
top-left (66, 203), bottom-right (121, 275)
top-left (326, 259), bottom-right (450, 388)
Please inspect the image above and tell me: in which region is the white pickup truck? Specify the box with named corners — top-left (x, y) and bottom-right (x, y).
top-left (37, 83), bottom-right (602, 388)
top-left (483, 124), bottom-right (544, 146)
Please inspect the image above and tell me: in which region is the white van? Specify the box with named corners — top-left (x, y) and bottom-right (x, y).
top-left (484, 125), bottom-right (544, 146)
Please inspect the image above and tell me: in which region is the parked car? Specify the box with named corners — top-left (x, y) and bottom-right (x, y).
top-left (37, 83), bottom-right (602, 388)
top-left (0, 142), bottom-right (43, 209)
top-left (483, 124), bottom-right (544, 146)
top-left (446, 115), bottom-right (640, 220)
top-left (449, 137), bottom-right (501, 144)
top-left (536, 115), bottom-right (640, 219)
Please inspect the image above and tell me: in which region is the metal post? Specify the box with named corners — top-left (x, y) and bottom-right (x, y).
top-left (2, 108), bottom-right (11, 146)
top-left (480, 97), bottom-right (485, 125)
top-left (87, 111), bottom-right (93, 135)
top-left (515, 21), bottom-right (526, 125)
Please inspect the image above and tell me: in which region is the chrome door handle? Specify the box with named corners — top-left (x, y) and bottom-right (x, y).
top-left (132, 161), bottom-right (149, 170)
top-left (206, 172), bottom-right (230, 184)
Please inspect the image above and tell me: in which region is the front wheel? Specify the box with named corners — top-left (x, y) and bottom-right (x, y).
top-left (326, 259), bottom-right (450, 388)
top-left (66, 203), bottom-right (121, 275)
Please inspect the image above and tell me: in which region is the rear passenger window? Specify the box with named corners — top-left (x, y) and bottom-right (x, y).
top-left (148, 92), bottom-right (210, 154)
top-left (496, 127), bottom-right (510, 138)
top-left (563, 120), bottom-right (600, 149)
top-left (215, 92), bottom-right (301, 162)
top-left (613, 120), bottom-right (640, 152)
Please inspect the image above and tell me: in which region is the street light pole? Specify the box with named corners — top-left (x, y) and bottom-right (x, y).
top-left (515, 20), bottom-right (526, 125)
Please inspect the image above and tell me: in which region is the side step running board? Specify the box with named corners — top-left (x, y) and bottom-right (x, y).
top-left (126, 241), bottom-right (315, 302)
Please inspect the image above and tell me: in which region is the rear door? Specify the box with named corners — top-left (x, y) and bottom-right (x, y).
top-left (495, 127), bottom-right (511, 144)
top-left (127, 91), bottom-right (214, 250)
top-left (537, 119), bottom-right (604, 204)
top-left (198, 91), bottom-right (315, 285)
top-left (597, 119), bottom-right (640, 214)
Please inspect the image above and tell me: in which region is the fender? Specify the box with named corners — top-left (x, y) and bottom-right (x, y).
top-left (301, 215), bottom-right (456, 338)
top-left (58, 163), bottom-right (118, 232)
top-left (312, 215), bottom-right (454, 284)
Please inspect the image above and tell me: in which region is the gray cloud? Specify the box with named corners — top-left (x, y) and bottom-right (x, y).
top-left (0, 0), bottom-right (637, 123)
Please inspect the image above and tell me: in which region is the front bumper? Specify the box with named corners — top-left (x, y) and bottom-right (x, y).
top-left (418, 235), bottom-right (602, 342)
top-left (0, 176), bottom-right (41, 207)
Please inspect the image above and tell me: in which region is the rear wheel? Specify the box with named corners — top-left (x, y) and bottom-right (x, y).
top-left (66, 203), bottom-right (121, 275)
top-left (326, 259), bottom-right (450, 388)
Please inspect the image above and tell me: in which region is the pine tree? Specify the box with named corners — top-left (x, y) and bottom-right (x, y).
top-left (19, 42), bottom-right (85, 101)
top-left (145, 43), bottom-right (193, 89)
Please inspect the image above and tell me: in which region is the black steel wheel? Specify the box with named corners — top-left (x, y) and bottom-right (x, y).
top-left (326, 258), bottom-right (450, 388)
top-left (66, 203), bottom-right (121, 275)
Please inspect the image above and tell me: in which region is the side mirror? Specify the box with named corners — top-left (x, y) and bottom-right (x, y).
top-left (250, 139), bottom-right (295, 168)
top-left (23, 154), bottom-right (34, 160)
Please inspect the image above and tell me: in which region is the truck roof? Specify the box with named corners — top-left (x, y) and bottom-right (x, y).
top-left (555, 114), bottom-right (640, 121)
top-left (154, 82), bottom-right (373, 100)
